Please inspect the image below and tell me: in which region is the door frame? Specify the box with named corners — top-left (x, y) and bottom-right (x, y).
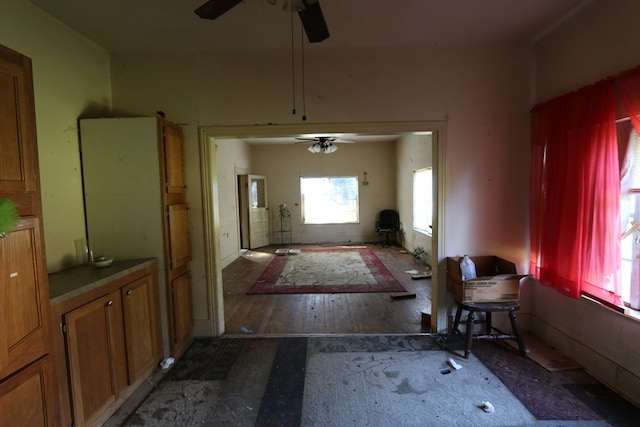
top-left (199, 121), bottom-right (448, 336)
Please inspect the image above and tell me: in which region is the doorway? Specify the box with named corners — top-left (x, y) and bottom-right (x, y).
top-left (199, 121), bottom-right (447, 336)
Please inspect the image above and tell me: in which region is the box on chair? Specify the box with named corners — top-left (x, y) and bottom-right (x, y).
top-left (446, 256), bottom-right (527, 302)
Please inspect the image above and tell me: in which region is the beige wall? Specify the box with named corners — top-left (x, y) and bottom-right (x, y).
top-left (214, 138), bottom-right (251, 267)
top-left (109, 45), bottom-right (532, 269)
top-left (533, 0), bottom-right (640, 406)
top-left (6, 3), bottom-right (532, 337)
top-left (250, 140), bottom-right (397, 245)
top-left (396, 134), bottom-right (433, 258)
top-left (0, 0), bottom-right (112, 273)
top-left (535, 0), bottom-right (640, 104)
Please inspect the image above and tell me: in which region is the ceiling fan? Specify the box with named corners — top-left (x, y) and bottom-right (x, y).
top-left (194, 0), bottom-right (330, 43)
top-left (295, 136), bottom-right (354, 153)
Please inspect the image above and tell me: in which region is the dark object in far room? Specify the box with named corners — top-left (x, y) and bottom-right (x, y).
top-left (376, 209), bottom-right (400, 247)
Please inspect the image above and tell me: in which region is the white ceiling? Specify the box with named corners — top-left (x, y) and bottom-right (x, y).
top-left (28, 0), bottom-right (588, 144)
top-left (30, 0), bottom-right (588, 53)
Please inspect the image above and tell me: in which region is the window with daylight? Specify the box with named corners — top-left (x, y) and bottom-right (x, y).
top-left (413, 168), bottom-right (432, 235)
top-left (620, 126), bottom-right (640, 311)
top-left (530, 66), bottom-right (640, 314)
top-left (300, 176), bottom-right (359, 224)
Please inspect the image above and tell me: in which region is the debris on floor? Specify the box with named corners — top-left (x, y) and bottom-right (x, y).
top-left (448, 358), bottom-right (462, 370)
top-left (389, 293), bottom-right (417, 301)
top-left (480, 401), bottom-right (495, 413)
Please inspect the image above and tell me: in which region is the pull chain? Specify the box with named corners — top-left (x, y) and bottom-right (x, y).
top-left (301, 23), bottom-right (307, 121)
top-left (290, 3), bottom-right (296, 116)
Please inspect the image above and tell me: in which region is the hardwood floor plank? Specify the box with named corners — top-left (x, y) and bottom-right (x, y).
top-left (222, 244), bottom-right (432, 336)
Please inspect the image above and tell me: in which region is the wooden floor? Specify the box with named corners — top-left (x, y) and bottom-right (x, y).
top-left (222, 244), bottom-right (432, 336)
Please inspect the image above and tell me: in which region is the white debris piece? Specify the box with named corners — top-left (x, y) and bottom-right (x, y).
top-left (447, 358), bottom-right (462, 370)
top-left (481, 401), bottom-right (495, 413)
top-left (160, 357), bottom-right (175, 369)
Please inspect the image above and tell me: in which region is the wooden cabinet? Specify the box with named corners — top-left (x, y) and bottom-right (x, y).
top-left (65, 293), bottom-right (125, 427)
top-left (0, 44), bottom-right (40, 217)
top-left (0, 355), bottom-right (55, 427)
top-left (167, 203), bottom-right (192, 270)
top-left (121, 275), bottom-right (158, 383)
top-left (170, 271), bottom-right (194, 348)
top-left (0, 219), bottom-right (49, 379)
top-left (79, 116), bottom-right (193, 359)
top-left (50, 260), bottom-right (161, 427)
top-left (0, 44), bottom-right (55, 425)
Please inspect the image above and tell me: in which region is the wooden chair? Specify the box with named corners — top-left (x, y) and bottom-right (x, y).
top-left (451, 300), bottom-right (527, 358)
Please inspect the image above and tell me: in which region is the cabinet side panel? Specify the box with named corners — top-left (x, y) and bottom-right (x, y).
top-left (80, 117), bottom-right (163, 260)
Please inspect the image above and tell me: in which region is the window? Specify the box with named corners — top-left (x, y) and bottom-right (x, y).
top-left (620, 127), bottom-right (640, 310)
top-left (300, 176), bottom-right (359, 224)
top-left (413, 168), bottom-right (432, 235)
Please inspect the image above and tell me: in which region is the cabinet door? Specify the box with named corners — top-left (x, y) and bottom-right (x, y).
top-left (121, 276), bottom-right (156, 384)
top-left (0, 218), bottom-right (48, 379)
top-left (65, 294), bottom-right (124, 427)
top-left (168, 203), bottom-right (191, 269)
top-left (0, 356), bottom-right (55, 426)
top-left (162, 120), bottom-right (186, 194)
top-left (0, 44), bottom-right (39, 216)
top-left (170, 272), bottom-right (193, 347)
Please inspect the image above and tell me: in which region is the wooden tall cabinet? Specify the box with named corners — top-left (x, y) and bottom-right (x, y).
top-left (0, 44), bottom-right (56, 424)
top-left (79, 116), bottom-right (193, 357)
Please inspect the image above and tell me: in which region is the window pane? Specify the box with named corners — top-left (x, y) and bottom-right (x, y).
top-left (413, 168), bottom-right (432, 235)
top-left (301, 176), bottom-right (359, 224)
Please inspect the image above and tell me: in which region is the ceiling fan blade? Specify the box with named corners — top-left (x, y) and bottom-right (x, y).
top-left (194, 0), bottom-right (243, 20)
top-left (298, 0), bottom-right (329, 43)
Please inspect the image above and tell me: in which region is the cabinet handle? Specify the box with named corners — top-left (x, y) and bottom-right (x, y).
top-left (106, 300), bottom-right (113, 307)
top-left (127, 290), bottom-right (133, 297)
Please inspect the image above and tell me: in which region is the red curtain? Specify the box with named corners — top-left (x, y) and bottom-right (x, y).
top-left (619, 66), bottom-right (640, 309)
top-left (530, 79), bottom-right (621, 304)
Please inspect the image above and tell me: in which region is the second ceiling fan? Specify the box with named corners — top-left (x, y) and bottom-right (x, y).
top-left (296, 136), bottom-right (354, 153)
top-left (194, 0), bottom-right (330, 43)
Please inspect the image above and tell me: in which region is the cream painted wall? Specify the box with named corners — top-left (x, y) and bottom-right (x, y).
top-left (533, 0), bottom-right (640, 406)
top-left (535, 0), bottom-right (640, 104)
top-left (250, 140), bottom-right (396, 245)
top-left (215, 138), bottom-right (251, 267)
top-left (110, 44), bottom-right (532, 263)
top-left (0, 1), bottom-right (112, 273)
top-left (109, 45), bottom-right (532, 334)
top-left (396, 134), bottom-right (433, 259)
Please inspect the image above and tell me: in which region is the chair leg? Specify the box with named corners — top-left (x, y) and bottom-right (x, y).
top-left (464, 310), bottom-right (476, 359)
top-left (508, 309), bottom-right (527, 356)
top-left (452, 304), bottom-right (463, 334)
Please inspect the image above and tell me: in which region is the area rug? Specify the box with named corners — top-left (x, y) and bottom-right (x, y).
top-left (246, 247), bottom-right (407, 294)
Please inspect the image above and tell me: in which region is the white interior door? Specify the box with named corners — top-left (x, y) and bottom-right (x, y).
top-left (246, 174), bottom-right (269, 248)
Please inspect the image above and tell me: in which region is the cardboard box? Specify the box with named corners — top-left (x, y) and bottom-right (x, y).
top-left (446, 256), bottom-right (527, 302)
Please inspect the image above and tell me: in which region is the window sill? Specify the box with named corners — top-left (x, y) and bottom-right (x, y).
top-left (413, 228), bottom-right (432, 237)
top-left (581, 294), bottom-right (640, 323)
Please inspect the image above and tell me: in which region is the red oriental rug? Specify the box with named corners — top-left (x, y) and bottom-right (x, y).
top-left (246, 247), bottom-right (407, 295)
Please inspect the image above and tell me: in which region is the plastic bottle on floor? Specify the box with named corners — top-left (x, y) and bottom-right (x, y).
top-left (460, 255), bottom-right (477, 280)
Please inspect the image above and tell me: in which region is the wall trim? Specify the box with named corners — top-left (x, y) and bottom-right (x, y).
top-left (198, 120), bottom-right (449, 334)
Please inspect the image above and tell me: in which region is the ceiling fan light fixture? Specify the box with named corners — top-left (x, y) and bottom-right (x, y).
top-left (308, 144), bottom-right (322, 153)
top-left (324, 144), bottom-right (337, 153)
